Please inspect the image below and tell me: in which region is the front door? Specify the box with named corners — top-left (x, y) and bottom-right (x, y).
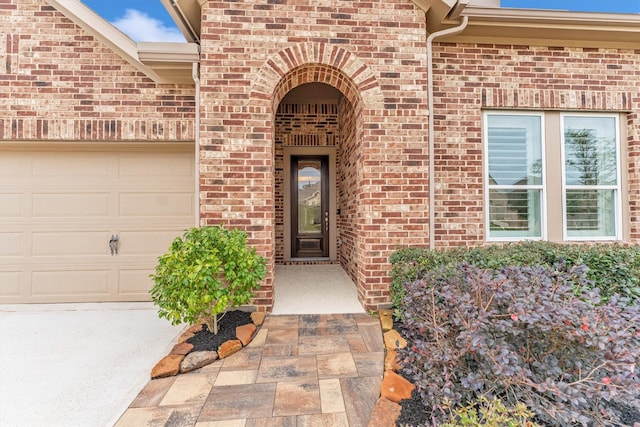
top-left (291, 155), bottom-right (329, 258)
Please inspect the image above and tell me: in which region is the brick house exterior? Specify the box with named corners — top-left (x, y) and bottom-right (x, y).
top-left (1, 0), bottom-right (639, 310)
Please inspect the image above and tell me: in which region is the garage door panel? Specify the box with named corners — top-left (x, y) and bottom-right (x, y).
top-left (32, 193), bottom-right (111, 217)
top-left (32, 231), bottom-right (109, 256)
top-left (120, 193), bottom-right (194, 217)
top-left (33, 153), bottom-right (113, 177)
top-left (118, 230), bottom-right (180, 255)
top-left (119, 153), bottom-right (194, 179)
top-left (119, 269), bottom-right (154, 295)
top-left (0, 194), bottom-right (23, 217)
top-left (31, 270), bottom-right (110, 296)
top-left (0, 272), bottom-right (22, 296)
top-left (0, 233), bottom-right (23, 256)
top-left (0, 155), bottom-right (23, 176)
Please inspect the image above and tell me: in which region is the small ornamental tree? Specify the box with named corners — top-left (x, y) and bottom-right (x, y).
top-left (150, 225), bottom-right (267, 334)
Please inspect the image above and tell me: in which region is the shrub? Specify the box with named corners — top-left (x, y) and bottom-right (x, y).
top-left (389, 241), bottom-right (640, 312)
top-left (441, 396), bottom-right (540, 427)
top-left (150, 225), bottom-right (267, 334)
top-left (398, 263), bottom-right (640, 426)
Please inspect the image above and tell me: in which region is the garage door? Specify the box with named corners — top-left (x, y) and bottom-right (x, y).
top-left (0, 144), bottom-right (195, 303)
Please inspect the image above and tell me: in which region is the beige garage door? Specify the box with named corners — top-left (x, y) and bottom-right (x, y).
top-left (0, 144), bottom-right (195, 303)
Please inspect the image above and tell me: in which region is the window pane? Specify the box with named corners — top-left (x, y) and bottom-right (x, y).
top-left (487, 115), bottom-right (542, 186)
top-left (489, 189), bottom-right (542, 238)
top-left (566, 190), bottom-right (616, 238)
top-left (297, 163), bottom-right (322, 234)
top-left (564, 116), bottom-right (617, 186)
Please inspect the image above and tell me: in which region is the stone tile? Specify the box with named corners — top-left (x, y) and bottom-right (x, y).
top-left (116, 406), bottom-right (200, 427)
top-left (245, 416), bottom-right (296, 427)
top-left (341, 376), bottom-right (382, 427)
top-left (214, 369), bottom-right (258, 386)
top-left (316, 352), bottom-right (358, 379)
top-left (298, 336), bottom-right (349, 355)
top-left (197, 361), bottom-right (222, 375)
top-left (352, 312), bottom-right (379, 326)
top-left (358, 323), bottom-right (384, 352)
top-left (319, 378), bottom-right (345, 413)
top-left (196, 420), bottom-right (247, 427)
top-left (115, 407), bottom-right (171, 427)
top-left (345, 334), bottom-right (368, 353)
top-left (256, 356), bottom-right (317, 383)
top-left (297, 412), bottom-right (350, 426)
top-left (273, 381), bottom-right (321, 417)
top-left (264, 327), bottom-right (298, 345)
top-left (248, 328), bottom-right (268, 348)
top-left (221, 347), bottom-right (262, 371)
top-left (352, 351), bottom-right (385, 377)
top-left (129, 376), bottom-right (176, 408)
top-left (299, 314), bottom-right (360, 336)
top-left (263, 315), bottom-right (298, 329)
top-left (160, 374), bottom-right (214, 406)
top-left (199, 383), bottom-right (277, 421)
top-left (262, 344), bottom-right (298, 357)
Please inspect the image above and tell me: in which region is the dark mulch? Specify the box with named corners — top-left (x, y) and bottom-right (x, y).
top-left (187, 310), bottom-right (253, 352)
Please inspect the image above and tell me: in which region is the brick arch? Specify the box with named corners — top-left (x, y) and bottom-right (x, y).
top-left (250, 42), bottom-right (383, 111)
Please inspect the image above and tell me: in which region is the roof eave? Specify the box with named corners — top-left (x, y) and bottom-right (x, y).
top-left (46, 0), bottom-right (199, 85)
top-left (453, 6), bottom-right (640, 48)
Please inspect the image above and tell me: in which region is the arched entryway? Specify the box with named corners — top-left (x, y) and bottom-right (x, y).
top-left (249, 43), bottom-right (384, 312)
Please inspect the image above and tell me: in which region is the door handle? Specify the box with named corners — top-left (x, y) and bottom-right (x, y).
top-left (109, 234), bottom-right (119, 256)
top-left (324, 211), bottom-right (329, 232)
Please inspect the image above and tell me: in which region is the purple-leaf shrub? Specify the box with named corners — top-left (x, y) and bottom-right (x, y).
top-left (398, 263), bottom-right (640, 426)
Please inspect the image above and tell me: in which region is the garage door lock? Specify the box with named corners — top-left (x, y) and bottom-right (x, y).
top-left (109, 235), bottom-right (119, 256)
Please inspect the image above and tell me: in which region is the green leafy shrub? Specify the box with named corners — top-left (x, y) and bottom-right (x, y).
top-left (390, 241), bottom-right (640, 312)
top-left (398, 263), bottom-right (640, 426)
top-left (441, 396), bottom-right (540, 427)
top-left (150, 225), bottom-right (267, 334)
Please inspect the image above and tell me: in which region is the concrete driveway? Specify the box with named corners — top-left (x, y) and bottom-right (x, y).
top-left (0, 302), bottom-right (183, 427)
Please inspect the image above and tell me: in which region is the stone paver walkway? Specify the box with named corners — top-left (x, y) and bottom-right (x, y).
top-left (116, 313), bottom-right (384, 426)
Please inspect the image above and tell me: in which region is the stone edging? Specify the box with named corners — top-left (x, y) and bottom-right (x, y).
top-left (368, 309), bottom-right (413, 427)
top-left (150, 312), bottom-right (266, 378)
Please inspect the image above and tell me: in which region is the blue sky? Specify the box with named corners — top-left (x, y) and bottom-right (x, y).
top-left (81, 0), bottom-right (640, 42)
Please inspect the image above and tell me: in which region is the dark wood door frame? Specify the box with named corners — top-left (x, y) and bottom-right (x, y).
top-left (291, 155), bottom-right (329, 258)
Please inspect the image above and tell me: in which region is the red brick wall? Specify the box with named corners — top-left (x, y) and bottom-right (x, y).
top-left (431, 42), bottom-right (640, 246)
top-left (337, 96), bottom-right (359, 293)
top-left (0, 0), bottom-right (195, 142)
top-left (198, 0), bottom-right (429, 310)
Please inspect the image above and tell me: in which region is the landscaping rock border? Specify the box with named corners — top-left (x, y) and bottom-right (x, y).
top-left (150, 311), bottom-right (266, 379)
top-left (368, 309), bottom-right (409, 427)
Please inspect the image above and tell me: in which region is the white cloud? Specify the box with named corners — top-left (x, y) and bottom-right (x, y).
top-left (112, 9), bottom-right (185, 43)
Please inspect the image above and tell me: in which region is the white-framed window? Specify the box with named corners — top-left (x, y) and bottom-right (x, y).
top-left (561, 114), bottom-right (621, 240)
top-left (484, 113), bottom-right (545, 240)
top-left (484, 111), bottom-right (622, 242)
